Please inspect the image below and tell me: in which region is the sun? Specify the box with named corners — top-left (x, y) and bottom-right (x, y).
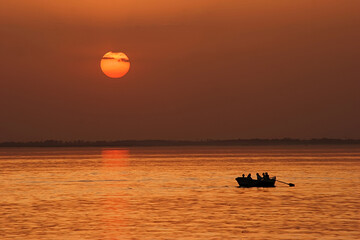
top-left (100, 51), bottom-right (130, 78)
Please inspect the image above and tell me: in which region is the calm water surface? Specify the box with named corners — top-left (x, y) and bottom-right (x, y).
top-left (0, 146), bottom-right (359, 239)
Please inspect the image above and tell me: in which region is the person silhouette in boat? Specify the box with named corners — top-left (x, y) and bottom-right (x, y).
top-left (263, 172), bottom-right (270, 180)
top-left (256, 173), bottom-right (262, 181)
top-left (247, 173), bottom-right (252, 180)
top-left (242, 174), bottom-right (245, 178)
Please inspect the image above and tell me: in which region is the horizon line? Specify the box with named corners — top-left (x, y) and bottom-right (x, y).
top-left (1, 138), bottom-right (360, 147)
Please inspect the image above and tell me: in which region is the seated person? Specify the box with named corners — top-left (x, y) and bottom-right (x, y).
top-left (256, 173), bottom-right (262, 181)
top-left (264, 172), bottom-right (270, 180)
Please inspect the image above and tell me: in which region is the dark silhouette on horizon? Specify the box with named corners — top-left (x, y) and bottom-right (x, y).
top-left (0, 138), bottom-right (359, 147)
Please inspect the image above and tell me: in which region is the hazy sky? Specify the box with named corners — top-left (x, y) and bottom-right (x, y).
top-left (1, 0), bottom-right (359, 141)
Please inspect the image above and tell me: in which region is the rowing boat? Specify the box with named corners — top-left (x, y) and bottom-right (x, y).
top-left (235, 176), bottom-right (276, 187)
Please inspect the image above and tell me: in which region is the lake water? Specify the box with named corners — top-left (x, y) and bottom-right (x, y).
top-left (0, 146), bottom-right (359, 239)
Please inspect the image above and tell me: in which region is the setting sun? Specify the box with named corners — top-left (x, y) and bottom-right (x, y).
top-left (100, 51), bottom-right (130, 78)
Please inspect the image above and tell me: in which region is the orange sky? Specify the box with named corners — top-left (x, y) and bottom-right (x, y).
top-left (1, 0), bottom-right (359, 141)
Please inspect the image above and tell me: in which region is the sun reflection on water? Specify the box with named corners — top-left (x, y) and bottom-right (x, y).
top-left (102, 149), bottom-right (129, 168)
top-left (101, 149), bottom-right (130, 239)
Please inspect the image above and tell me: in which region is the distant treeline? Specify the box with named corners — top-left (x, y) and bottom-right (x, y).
top-left (0, 138), bottom-right (360, 147)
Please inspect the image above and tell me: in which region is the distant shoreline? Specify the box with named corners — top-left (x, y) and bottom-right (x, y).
top-left (0, 138), bottom-right (360, 147)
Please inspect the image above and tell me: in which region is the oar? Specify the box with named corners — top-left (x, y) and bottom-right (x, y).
top-left (277, 180), bottom-right (295, 187)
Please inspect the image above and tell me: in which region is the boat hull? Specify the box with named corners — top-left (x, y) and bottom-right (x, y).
top-left (235, 177), bottom-right (276, 188)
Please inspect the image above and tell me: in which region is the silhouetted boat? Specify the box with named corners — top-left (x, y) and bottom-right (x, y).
top-left (235, 176), bottom-right (276, 187)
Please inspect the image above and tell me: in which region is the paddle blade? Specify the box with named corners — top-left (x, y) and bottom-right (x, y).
top-left (289, 183), bottom-right (295, 187)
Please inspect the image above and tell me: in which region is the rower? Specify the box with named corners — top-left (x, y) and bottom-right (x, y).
top-left (264, 172), bottom-right (270, 180)
top-left (256, 173), bottom-right (262, 181)
top-left (247, 173), bottom-right (252, 180)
